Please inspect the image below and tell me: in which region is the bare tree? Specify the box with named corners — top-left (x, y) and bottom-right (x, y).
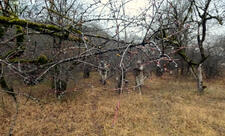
top-left (150, 0), bottom-right (223, 93)
top-left (1, 0), bottom-right (224, 134)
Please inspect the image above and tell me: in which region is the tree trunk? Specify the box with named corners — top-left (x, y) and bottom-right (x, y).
top-left (180, 61), bottom-right (184, 75)
top-left (197, 64), bottom-right (204, 93)
top-left (51, 66), bottom-right (67, 99)
top-left (83, 64), bottom-right (90, 78)
top-left (117, 71), bottom-right (127, 94)
top-left (0, 76), bottom-right (17, 101)
top-left (185, 65), bottom-right (190, 75)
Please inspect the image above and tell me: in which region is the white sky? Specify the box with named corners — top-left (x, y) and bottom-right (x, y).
top-left (27, 0), bottom-right (225, 40)
top-left (85, 0), bottom-right (225, 40)
top-left (82, 0), bottom-right (151, 40)
top-left (82, 0), bottom-right (150, 18)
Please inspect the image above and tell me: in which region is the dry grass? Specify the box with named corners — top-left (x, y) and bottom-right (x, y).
top-left (0, 73), bottom-right (225, 136)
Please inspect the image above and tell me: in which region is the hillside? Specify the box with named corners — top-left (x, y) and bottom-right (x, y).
top-left (0, 73), bottom-right (225, 136)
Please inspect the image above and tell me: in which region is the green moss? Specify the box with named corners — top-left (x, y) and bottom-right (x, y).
top-left (46, 24), bottom-right (59, 30)
top-left (0, 15), bottom-right (83, 42)
top-left (0, 16), bottom-right (59, 32)
top-left (172, 40), bottom-right (179, 45)
top-left (37, 55), bottom-right (48, 65)
top-left (75, 30), bottom-right (82, 35)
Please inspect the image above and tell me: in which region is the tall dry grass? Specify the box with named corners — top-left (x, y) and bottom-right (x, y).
top-left (0, 73), bottom-right (225, 136)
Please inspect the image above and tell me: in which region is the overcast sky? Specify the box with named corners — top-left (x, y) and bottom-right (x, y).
top-left (83, 0), bottom-right (225, 37)
top-left (26, 0), bottom-right (225, 40)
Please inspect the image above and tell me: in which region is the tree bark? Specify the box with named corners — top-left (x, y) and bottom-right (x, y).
top-left (197, 64), bottom-right (204, 93)
top-left (83, 64), bottom-right (90, 78)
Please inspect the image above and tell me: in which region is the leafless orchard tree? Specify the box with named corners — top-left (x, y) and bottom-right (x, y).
top-left (0, 0), bottom-right (225, 135)
top-left (149, 0), bottom-right (224, 93)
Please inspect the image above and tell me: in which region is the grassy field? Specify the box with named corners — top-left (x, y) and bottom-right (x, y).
top-left (0, 73), bottom-right (225, 136)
